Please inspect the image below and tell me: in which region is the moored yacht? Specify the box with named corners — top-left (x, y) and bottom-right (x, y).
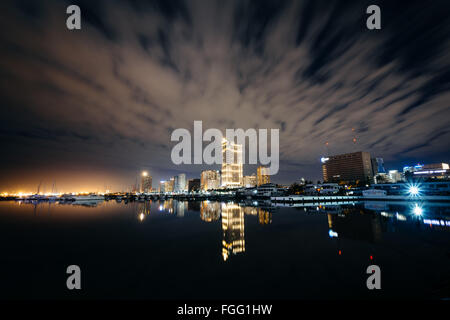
top-left (27, 194), bottom-right (48, 201)
top-left (73, 194), bottom-right (104, 202)
top-left (256, 183), bottom-right (285, 198)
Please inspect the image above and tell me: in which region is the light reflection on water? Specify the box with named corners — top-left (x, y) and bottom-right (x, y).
top-left (0, 200), bottom-right (449, 299)
top-left (5, 199), bottom-right (450, 261)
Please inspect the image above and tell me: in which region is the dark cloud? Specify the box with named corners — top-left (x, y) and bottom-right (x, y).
top-left (0, 0), bottom-right (449, 191)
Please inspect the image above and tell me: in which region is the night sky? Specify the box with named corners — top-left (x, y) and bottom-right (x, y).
top-left (1, 0), bottom-right (449, 192)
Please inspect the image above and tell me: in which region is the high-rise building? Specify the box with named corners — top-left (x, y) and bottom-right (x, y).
top-left (200, 170), bottom-right (220, 191)
top-left (221, 139), bottom-right (243, 188)
top-left (322, 151), bottom-right (373, 184)
top-left (159, 179), bottom-right (174, 193)
top-left (174, 173), bottom-right (186, 192)
top-left (257, 166), bottom-right (270, 186)
top-left (174, 200), bottom-right (185, 218)
top-left (187, 178), bottom-right (201, 192)
top-left (167, 178), bottom-right (174, 192)
top-left (140, 171), bottom-right (152, 193)
top-left (243, 174), bottom-right (257, 188)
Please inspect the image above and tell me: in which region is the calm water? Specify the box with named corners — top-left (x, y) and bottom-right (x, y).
top-left (0, 199), bottom-right (449, 299)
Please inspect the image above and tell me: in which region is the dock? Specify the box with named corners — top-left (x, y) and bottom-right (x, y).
top-left (271, 195), bottom-right (450, 203)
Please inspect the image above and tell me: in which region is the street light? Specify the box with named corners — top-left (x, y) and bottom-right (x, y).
top-left (409, 185), bottom-right (419, 196)
top-left (407, 183), bottom-right (421, 197)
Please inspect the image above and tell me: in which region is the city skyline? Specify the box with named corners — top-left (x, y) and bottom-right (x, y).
top-left (0, 151), bottom-right (447, 194)
top-left (1, 0), bottom-right (449, 192)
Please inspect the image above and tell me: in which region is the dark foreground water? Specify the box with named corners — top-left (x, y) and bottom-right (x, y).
top-left (0, 199), bottom-right (449, 300)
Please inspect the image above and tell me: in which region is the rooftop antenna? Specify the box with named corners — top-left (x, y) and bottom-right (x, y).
top-left (352, 128), bottom-right (358, 152)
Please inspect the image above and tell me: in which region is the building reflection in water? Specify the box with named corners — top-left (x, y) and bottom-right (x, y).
top-left (325, 206), bottom-right (383, 244)
top-left (221, 203), bottom-right (245, 261)
top-left (174, 201), bottom-right (186, 218)
top-left (198, 201), bottom-right (273, 261)
top-left (149, 199), bottom-right (450, 261)
top-left (160, 199), bottom-right (173, 213)
top-left (322, 204), bottom-right (385, 256)
top-left (156, 199), bottom-right (186, 217)
top-left (258, 208), bottom-right (272, 225)
top-left (322, 201), bottom-right (450, 256)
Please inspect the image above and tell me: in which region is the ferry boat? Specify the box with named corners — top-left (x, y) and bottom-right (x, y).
top-left (256, 183), bottom-right (285, 198)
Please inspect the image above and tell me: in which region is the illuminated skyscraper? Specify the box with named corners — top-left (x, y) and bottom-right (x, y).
top-left (200, 170), bottom-right (220, 190)
top-left (221, 203), bottom-right (245, 261)
top-left (159, 179), bottom-right (174, 193)
top-left (174, 173), bottom-right (186, 192)
top-left (221, 139), bottom-right (243, 188)
top-left (166, 178), bottom-right (174, 193)
top-left (257, 208), bottom-right (272, 225)
top-left (138, 200), bottom-right (151, 222)
top-left (159, 181), bottom-right (166, 193)
top-left (140, 171), bottom-right (152, 193)
top-left (257, 166), bottom-right (270, 186)
top-left (173, 200), bottom-right (186, 218)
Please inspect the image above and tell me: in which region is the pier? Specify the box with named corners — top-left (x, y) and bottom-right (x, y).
top-left (271, 195), bottom-right (361, 203)
top-left (271, 195), bottom-right (450, 203)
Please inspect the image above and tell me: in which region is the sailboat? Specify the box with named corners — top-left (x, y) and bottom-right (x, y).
top-left (28, 181), bottom-right (47, 201)
top-left (48, 181), bottom-right (58, 202)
